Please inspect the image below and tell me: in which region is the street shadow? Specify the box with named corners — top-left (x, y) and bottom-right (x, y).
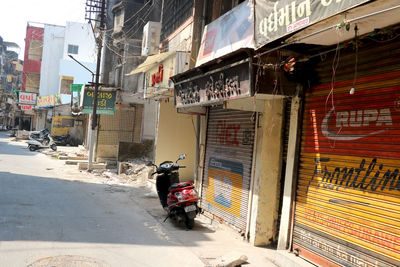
top-left (0, 171), bottom-right (214, 248)
top-left (0, 133), bottom-right (35, 157)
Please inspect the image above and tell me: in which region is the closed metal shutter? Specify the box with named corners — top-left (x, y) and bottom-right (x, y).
top-left (293, 40), bottom-right (400, 266)
top-left (201, 107), bottom-right (256, 232)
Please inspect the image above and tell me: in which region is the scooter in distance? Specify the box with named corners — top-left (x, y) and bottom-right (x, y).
top-left (148, 154), bottom-right (200, 229)
top-left (28, 133), bottom-right (57, 151)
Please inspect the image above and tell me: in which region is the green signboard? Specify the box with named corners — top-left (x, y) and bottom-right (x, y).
top-left (70, 84), bottom-right (84, 92)
top-left (82, 89), bottom-right (116, 115)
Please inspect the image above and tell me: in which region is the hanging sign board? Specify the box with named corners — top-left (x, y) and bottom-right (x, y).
top-left (70, 84), bottom-right (84, 92)
top-left (82, 88), bottom-right (116, 115)
top-left (174, 60), bottom-right (251, 108)
top-left (254, 0), bottom-right (369, 48)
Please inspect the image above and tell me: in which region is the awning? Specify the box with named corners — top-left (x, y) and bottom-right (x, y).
top-left (127, 52), bottom-right (175, 75)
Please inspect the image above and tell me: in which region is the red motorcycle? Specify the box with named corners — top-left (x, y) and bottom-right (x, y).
top-left (148, 154), bottom-right (200, 229)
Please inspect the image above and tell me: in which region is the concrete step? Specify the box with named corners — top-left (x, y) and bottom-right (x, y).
top-left (65, 160), bottom-right (87, 165)
top-left (59, 156), bottom-right (88, 160)
top-left (78, 162), bottom-right (106, 170)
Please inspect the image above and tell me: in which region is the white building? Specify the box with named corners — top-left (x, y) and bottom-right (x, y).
top-left (39, 22), bottom-right (96, 97)
top-left (39, 24), bottom-right (65, 96)
top-left (59, 21), bottom-right (96, 89)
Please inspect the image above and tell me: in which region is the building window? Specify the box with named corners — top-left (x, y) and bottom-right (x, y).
top-left (161, 0), bottom-right (194, 41)
top-left (68, 44), bottom-right (79, 55)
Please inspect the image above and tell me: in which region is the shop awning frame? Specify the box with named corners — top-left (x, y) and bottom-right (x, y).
top-left (126, 51), bottom-right (175, 75)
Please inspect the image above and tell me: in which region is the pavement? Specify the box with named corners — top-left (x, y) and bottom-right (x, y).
top-left (0, 131), bottom-right (309, 267)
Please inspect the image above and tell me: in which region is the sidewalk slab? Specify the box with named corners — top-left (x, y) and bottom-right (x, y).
top-left (274, 250), bottom-right (316, 267)
top-left (59, 156), bottom-right (88, 160)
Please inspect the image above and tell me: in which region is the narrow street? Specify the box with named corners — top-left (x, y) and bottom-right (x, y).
top-left (0, 132), bottom-right (276, 267)
top-left (0, 131), bottom-right (206, 266)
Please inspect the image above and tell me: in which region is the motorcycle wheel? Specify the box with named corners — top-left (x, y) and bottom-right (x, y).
top-left (185, 218), bottom-right (195, 229)
top-left (50, 144), bottom-right (57, 151)
top-left (28, 145), bottom-right (37, 151)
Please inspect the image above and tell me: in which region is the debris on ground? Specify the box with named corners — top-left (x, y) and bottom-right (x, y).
top-left (211, 251), bottom-right (248, 267)
top-left (31, 142), bottom-right (153, 187)
top-left (144, 192), bottom-right (158, 198)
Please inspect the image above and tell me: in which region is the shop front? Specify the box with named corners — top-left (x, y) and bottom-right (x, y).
top-left (134, 51), bottom-right (196, 180)
top-left (170, 0), bottom-right (300, 245)
top-left (174, 56), bottom-right (256, 232)
top-left (292, 37), bottom-right (400, 266)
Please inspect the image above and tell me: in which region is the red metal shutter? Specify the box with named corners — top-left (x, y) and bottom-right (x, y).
top-left (293, 40), bottom-right (400, 266)
top-left (201, 107), bottom-right (256, 232)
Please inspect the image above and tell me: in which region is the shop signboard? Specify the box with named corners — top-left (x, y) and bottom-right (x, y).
top-left (70, 84), bottom-right (84, 92)
top-left (18, 92), bottom-right (37, 105)
top-left (255, 0), bottom-right (369, 48)
top-left (37, 94), bottom-right (62, 108)
top-left (20, 104), bottom-right (33, 111)
top-left (174, 60), bottom-right (251, 108)
top-left (81, 88), bottom-right (116, 115)
top-left (196, 0), bottom-right (253, 67)
top-left (144, 54), bottom-right (174, 98)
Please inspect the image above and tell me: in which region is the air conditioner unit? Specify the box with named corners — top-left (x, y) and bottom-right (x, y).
top-left (141, 21), bottom-right (161, 56)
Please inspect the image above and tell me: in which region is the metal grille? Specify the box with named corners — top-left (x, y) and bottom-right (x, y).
top-left (161, 0), bottom-right (193, 41)
top-left (201, 107), bottom-right (255, 231)
top-left (293, 40), bottom-right (400, 267)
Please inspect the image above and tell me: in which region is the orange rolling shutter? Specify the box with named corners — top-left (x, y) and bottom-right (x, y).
top-left (293, 40), bottom-right (400, 266)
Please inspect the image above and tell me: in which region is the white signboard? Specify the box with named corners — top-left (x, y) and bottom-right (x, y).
top-left (19, 92), bottom-right (37, 105)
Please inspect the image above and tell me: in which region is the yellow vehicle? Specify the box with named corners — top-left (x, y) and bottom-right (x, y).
top-left (51, 116), bottom-right (74, 136)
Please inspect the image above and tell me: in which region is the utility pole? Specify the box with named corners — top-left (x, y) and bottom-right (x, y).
top-left (85, 0), bottom-right (106, 170)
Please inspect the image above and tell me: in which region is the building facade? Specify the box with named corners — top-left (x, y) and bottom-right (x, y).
top-left (0, 37), bottom-right (22, 129)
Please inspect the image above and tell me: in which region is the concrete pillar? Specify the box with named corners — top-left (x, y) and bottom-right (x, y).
top-left (249, 98), bottom-right (284, 246)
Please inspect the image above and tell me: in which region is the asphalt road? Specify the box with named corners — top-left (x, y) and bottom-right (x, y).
top-left (0, 132), bottom-right (205, 267)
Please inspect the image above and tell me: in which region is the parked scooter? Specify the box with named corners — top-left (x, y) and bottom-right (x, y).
top-left (29, 129), bottom-right (50, 142)
top-left (28, 133), bottom-right (57, 151)
top-left (148, 154), bottom-right (200, 229)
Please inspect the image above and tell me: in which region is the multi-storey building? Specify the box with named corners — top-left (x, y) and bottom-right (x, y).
top-left (89, 0), bottom-right (162, 163)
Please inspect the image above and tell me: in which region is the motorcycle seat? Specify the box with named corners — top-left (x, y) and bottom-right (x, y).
top-left (168, 182), bottom-right (193, 192)
top-left (168, 183), bottom-right (180, 191)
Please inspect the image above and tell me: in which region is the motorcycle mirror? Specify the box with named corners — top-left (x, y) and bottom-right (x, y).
top-left (177, 154), bottom-right (186, 162)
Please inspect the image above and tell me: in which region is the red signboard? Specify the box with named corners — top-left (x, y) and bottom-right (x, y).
top-left (20, 104), bottom-right (33, 111)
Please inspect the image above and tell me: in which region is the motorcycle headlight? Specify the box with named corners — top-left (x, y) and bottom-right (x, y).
top-left (175, 192), bottom-right (184, 201)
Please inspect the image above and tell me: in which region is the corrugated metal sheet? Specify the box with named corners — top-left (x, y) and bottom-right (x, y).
top-left (201, 107), bottom-right (255, 231)
top-left (293, 40), bottom-right (400, 266)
